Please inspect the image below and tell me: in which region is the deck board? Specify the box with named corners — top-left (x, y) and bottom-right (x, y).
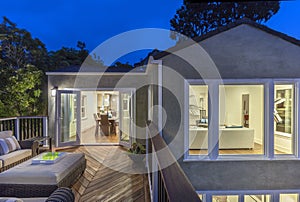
top-left (59, 146), bottom-right (149, 202)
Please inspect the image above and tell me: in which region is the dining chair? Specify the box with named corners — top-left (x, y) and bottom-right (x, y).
top-left (100, 115), bottom-right (112, 136)
top-left (93, 113), bottom-right (101, 135)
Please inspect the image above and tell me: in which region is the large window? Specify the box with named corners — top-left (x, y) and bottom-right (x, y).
top-left (274, 84), bottom-right (294, 154)
top-left (185, 80), bottom-right (298, 160)
top-left (219, 85), bottom-right (264, 155)
top-left (189, 85), bottom-right (208, 155)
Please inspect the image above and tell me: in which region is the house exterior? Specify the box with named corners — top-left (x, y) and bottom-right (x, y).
top-left (47, 19), bottom-right (300, 200)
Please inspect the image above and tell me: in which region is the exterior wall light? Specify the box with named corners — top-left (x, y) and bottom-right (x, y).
top-left (51, 86), bottom-right (58, 97)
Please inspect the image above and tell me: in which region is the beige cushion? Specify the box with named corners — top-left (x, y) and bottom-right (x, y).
top-left (0, 153), bottom-right (85, 185)
top-left (0, 197), bottom-right (23, 202)
top-left (0, 131), bottom-right (13, 139)
top-left (0, 149), bottom-right (32, 167)
top-left (22, 198), bottom-right (47, 202)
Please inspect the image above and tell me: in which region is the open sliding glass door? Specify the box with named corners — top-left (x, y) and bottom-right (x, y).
top-left (119, 89), bottom-right (135, 147)
top-left (56, 90), bottom-right (81, 147)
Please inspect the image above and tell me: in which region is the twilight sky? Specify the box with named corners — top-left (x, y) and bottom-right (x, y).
top-left (0, 0), bottom-right (299, 64)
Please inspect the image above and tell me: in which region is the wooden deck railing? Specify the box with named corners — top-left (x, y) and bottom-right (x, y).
top-left (0, 116), bottom-right (48, 140)
top-left (146, 121), bottom-right (201, 202)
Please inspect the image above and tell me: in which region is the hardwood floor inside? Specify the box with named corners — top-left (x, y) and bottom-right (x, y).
top-left (58, 146), bottom-right (149, 202)
top-left (189, 143), bottom-right (287, 155)
top-left (81, 127), bottom-right (119, 144)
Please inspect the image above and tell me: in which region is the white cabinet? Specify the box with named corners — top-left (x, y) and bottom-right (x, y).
top-left (189, 127), bottom-right (254, 149)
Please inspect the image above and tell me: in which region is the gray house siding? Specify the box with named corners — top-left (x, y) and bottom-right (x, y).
top-left (159, 23), bottom-right (300, 190)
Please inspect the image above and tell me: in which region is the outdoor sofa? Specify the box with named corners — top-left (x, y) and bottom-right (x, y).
top-left (0, 130), bottom-right (38, 172)
top-left (0, 187), bottom-right (75, 202)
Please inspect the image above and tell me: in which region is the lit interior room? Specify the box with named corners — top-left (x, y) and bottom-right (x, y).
top-left (189, 84), bottom-right (294, 155)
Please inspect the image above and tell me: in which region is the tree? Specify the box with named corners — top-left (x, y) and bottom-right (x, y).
top-left (0, 17), bottom-right (46, 117)
top-left (0, 65), bottom-right (43, 117)
top-left (48, 41), bottom-right (89, 70)
top-left (0, 16), bottom-right (49, 71)
top-left (170, 1), bottom-right (280, 41)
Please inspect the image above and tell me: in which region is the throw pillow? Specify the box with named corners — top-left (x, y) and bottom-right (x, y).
top-left (46, 187), bottom-right (75, 202)
top-left (0, 139), bottom-right (9, 155)
top-left (4, 136), bottom-right (21, 153)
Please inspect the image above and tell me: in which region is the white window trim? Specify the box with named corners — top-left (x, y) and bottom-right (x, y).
top-left (197, 189), bottom-right (300, 202)
top-left (184, 78), bottom-right (300, 161)
top-left (81, 95), bottom-right (87, 120)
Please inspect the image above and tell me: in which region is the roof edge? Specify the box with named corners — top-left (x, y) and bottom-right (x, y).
top-left (154, 18), bottom-right (300, 59)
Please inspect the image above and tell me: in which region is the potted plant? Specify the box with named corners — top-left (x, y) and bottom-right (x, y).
top-left (127, 142), bottom-right (146, 162)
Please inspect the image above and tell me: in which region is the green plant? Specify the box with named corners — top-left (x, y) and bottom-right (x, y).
top-left (128, 142), bottom-right (146, 154)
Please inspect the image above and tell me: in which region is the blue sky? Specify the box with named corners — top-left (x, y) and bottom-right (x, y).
top-left (0, 0), bottom-right (299, 64)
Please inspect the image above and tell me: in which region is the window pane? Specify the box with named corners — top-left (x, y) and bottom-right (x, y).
top-left (280, 193), bottom-right (298, 202)
top-left (219, 85), bottom-right (264, 155)
top-left (244, 194), bottom-right (271, 202)
top-left (274, 84), bottom-right (294, 154)
top-left (189, 85), bottom-right (208, 155)
top-left (213, 195), bottom-right (238, 202)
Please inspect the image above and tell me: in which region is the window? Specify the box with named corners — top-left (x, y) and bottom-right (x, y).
top-left (219, 85), bottom-right (264, 155)
top-left (185, 80), bottom-right (298, 160)
top-left (274, 84), bottom-right (294, 155)
top-left (280, 193), bottom-right (299, 202)
top-left (81, 95), bottom-right (87, 119)
top-left (244, 195), bottom-right (271, 202)
top-left (188, 85), bottom-right (208, 155)
top-left (213, 195), bottom-right (238, 202)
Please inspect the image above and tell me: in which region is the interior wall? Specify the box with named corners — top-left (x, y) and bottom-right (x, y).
top-left (81, 91), bottom-right (98, 133)
top-left (189, 86), bottom-right (208, 126)
top-left (221, 86), bottom-right (264, 144)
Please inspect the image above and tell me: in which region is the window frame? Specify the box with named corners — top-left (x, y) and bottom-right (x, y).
top-left (184, 79), bottom-right (300, 161)
top-left (197, 189), bottom-right (300, 202)
top-left (81, 95), bottom-right (87, 120)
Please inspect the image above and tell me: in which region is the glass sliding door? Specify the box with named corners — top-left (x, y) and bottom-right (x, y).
top-left (56, 90), bottom-right (81, 147)
top-left (119, 90), bottom-right (135, 147)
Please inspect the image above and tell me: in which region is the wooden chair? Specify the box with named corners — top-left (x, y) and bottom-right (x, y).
top-left (93, 113), bottom-right (101, 135)
top-left (100, 115), bottom-right (112, 136)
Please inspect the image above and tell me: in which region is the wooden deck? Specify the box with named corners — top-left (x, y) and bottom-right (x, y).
top-left (59, 146), bottom-right (149, 202)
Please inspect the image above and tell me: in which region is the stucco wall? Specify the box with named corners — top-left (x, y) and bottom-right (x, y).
top-left (159, 24), bottom-right (300, 191)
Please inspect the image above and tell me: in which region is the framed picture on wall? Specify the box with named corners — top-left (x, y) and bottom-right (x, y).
top-left (123, 99), bottom-right (128, 111)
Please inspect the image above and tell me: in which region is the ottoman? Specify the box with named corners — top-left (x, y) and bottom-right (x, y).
top-left (0, 152), bottom-right (86, 197)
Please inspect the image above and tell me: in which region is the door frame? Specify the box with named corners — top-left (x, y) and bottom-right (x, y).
top-left (66, 87), bottom-right (136, 147)
top-left (118, 88), bottom-right (136, 147)
top-left (55, 90), bottom-right (81, 147)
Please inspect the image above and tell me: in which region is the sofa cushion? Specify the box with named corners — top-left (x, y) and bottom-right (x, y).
top-left (4, 136), bottom-right (21, 152)
top-left (0, 149), bottom-right (32, 167)
top-left (0, 198), bottom-right (23, 202)
top-left (0, 153), bottom-right (85, 185)
top-left (0, 140), bottom-right (9, 155)
top-left (0, 131), bottom-right (13, 139)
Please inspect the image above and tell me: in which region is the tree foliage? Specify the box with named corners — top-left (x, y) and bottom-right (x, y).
top-left (170, 1), bottom-right (280, 41)
top-left (48, 41), bottom-right (89, 71)
top-left (0, 16), bottom-right (48, 71)
top-left (0, 65), bottom-right (43, 117)
top-left (0, 17), bottom-right (107, 117)
top-left (0, 17), bottom-right (46, 117)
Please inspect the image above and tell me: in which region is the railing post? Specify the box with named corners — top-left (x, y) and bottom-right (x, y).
top-left (152, 145), bottom-right (159, 202)
top-left (15, 118), bottom-right (20, 140)
top-left (43, 117), bottom-right (48, 138)
top-left (43, 116), bottom-right (49, 147)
